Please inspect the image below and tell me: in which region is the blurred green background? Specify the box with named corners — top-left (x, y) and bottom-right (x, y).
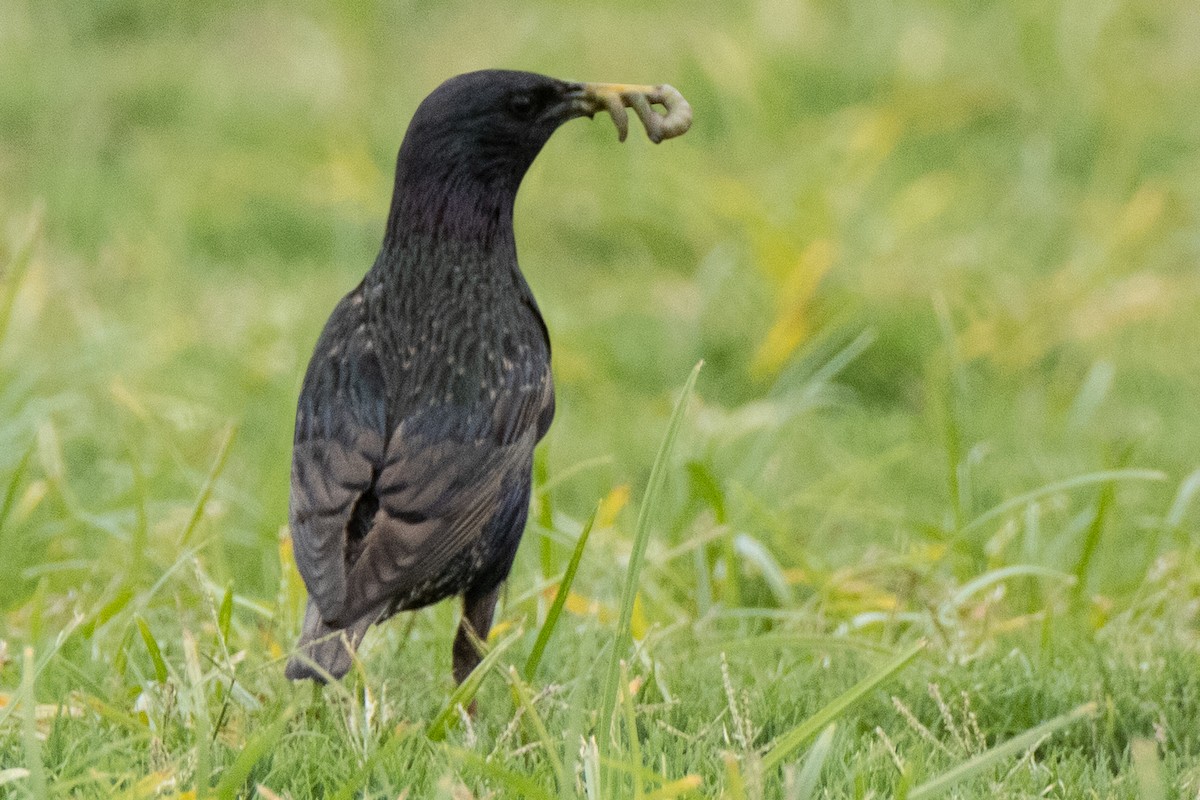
top-left (4, 0), bottom-right (1198, 600)
top-left (2, 0), bottom-right (1200, 795)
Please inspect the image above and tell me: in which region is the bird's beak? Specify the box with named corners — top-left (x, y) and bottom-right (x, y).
top-left (561, 82), bottom-right (692, 144)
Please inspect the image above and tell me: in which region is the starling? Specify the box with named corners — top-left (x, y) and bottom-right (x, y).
top-left (284, 70), bottom-right (691, 685)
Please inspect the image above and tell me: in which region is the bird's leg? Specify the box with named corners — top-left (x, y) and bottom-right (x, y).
top-left (452, 585), bottom-right (501, 685)
top-left (452, 586), bottom-right (500, 716)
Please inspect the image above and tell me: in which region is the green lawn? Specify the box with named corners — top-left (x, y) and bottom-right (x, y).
top-left (2, 0), bottom-right (1200, 797)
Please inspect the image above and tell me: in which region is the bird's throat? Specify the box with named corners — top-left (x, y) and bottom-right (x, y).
top-left (384, 176), bottom-right (521, 264)
top-left (382, 138), bottom-right (528, 254)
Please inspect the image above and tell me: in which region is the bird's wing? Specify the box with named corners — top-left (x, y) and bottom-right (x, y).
top-left (292, 312), bottom-right (554, 627)
top-left (336, 370), bottom-right (553, 622)
top-left (518, 284), bottom-right (555, 441)
top-left (289, 300), bottom-right (389, 624)
top-left (290, 430), bottom-right (383, 623)
top-left (334, 427), bottom-right (530, 622)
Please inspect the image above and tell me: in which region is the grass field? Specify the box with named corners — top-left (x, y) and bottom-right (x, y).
top-left (3, 0), bottom-right (1200, 796)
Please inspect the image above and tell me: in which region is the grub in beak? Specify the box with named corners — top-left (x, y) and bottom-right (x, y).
top-left (576, 82), bottom-right (693, 143)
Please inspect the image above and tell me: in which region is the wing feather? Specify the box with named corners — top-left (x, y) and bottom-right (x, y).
top-left (290, 296), bottom-right (555, 628)
top-left (335, 424), bottom-right (536, 622)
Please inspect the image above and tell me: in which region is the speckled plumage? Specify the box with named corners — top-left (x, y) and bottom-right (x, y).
top-left (285, 71), bottom-right (570, 683)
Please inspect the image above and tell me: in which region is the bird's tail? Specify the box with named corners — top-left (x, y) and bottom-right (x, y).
top-left (285, 600), bottom-right (374, 682)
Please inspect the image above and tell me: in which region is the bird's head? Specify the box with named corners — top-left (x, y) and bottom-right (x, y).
top-left (396, 69), bottom-right (691, 193)
top-left (387, 70), bottom-right (690, 245)
top-left (397, 71), bottom-right (568, 186)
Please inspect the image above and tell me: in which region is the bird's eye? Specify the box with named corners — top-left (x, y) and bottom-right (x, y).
top-left (507, 93), bottom-right (537, 120)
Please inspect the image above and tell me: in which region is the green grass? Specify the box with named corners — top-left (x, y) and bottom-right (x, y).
top-left (3, 0), bottom-right (1200, 796)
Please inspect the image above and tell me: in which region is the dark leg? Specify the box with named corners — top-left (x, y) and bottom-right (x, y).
top-left (452, 584), bottom-right (500, 685)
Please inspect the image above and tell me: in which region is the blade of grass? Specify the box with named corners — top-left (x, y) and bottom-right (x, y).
top-left (448, 747), bottom-right (557, 800)
top-left (722, 754), bottom-right (746, 800)
top-left (719, 530), bottom-right (743, 607)
top-left (939, 565), bottom-right (1075, 625)
top-left (620, 660), bottom-right (645, 800)
top-left (789, 329), bottom-right (877, 406)
top-left (936, 366), bottom-right (966, 534)
top-left (0, 438), bottom-right (35, 533)
top-left (644, 776), bottom-right (702, 800)
top-left (115, 769), bottom-right (176, 800)
top-left (907, 702), bottom-right (1097, 799)
top-left (128, 445), bottom-right (149, 583)
top-left (213, 707), bottom-right (293, 800)
top-left (598, 756), bottom-right (702, 786)
top-left (1130, 738), bottom-right (1166, 800)
top-left (690, 631), bottom-right (897, 658)
top-left (0, 207), bottom-right (41, 347)
top-left (135, 616), bottom-right (169, 683)
top-left (0, 614), bottom-right (83, 730)
top-left (761, 639), bottom-right (926, 771)
top-left (507, 666), bottom-right (569, 792)
top-left (686, 460), bottom-right (727, 524)
top-left (78, 585), bottom-right (134, 639)
top-left (21, 647), bottom-right (48, 800)
top-left (961, 469), bottom-right (1163, 536)
top-left (133, 540), bottom-right (207, 613)
top-left (426, 626), bottom-right (523, 741)
top-left (582, 736), bottom-right (601, 800)
top-left (600, 362), bottom-right (702, 758)
top-left (217, 585), bottom-right (234, 647)
top-left (733, 533), bottom-right (790, 606)
top-left (178, 423), bottom-right (237, 548)
top-left (931, 294), bottom-right (968, 532)
top-left (1066, 360), bottom-right (1114, 431)
top-left (525, 504), bottom-right (597, 680)
top-left (1164, 469), bottom-right (1200, 536)
top-left (76, 692), bottom-right (149, 734)
top-left (535, 449), bottom-right (554, 573)
top-left (183, 630), bottom-right (211, 800)
top-left (328, 726), bottom-right (417, 800)
top-left (790, 723), bottom-right (836, 800)
top-left (1073, 479), bottom-right (1115, 600)
top-left (536, 454), bottom-right (616, 496)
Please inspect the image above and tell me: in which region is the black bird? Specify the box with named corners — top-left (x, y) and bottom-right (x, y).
top-left (285, 70), bottom-right (690, 685)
